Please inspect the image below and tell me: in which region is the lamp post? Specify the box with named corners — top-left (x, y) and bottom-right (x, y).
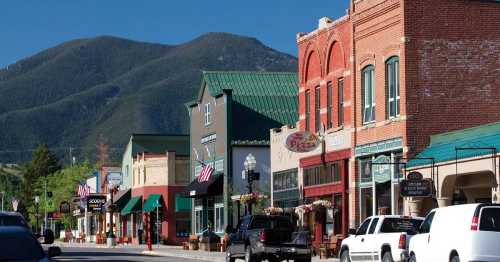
top-left (107, 185), bottom-right (117, 247)
top-left (0, 191), bottom-right (4, 212)
top-left (35, 196), bottom-right (40, 235)
top-left (243, 153), bottom-right (259, 215)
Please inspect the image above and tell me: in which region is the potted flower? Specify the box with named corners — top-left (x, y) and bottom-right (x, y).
top-left (188, 234), bottom-right (199, 250)
top-left (264, 206), bottom-right (284, 215)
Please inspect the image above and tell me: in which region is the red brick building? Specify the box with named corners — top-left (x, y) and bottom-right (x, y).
top-left (296, 0), bottom-right (500, 228)
top-left (296, 15), bottom-right (353, 243)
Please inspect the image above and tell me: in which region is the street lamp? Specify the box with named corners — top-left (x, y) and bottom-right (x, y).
top-left (34, 196), bottom-right (40, 235)
top-left (0, 191), bottom-right (4, 212)
top-left (107, 184), bottom-right (117, 247)
top-left (243, 153), bottom-right (259, 215)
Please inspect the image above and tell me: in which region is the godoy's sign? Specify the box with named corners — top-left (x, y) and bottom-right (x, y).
top-left (400, 171), bottom-right (433, 197)
top-left (86, 195), bottom-right (107, 213)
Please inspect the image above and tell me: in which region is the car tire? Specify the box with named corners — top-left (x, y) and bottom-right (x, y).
top-left (382, 252), bottom-right (394, 262)
top-left (451, 255), bottom-right (460, 262)
top-left (409, 254), bottom-right (417, 262)
top-left (245, 246), bottom-right (260, 262)
top-left (225, 249), bottom-right (235, 262)
top-left (340, 250), bottom-right (351, 262)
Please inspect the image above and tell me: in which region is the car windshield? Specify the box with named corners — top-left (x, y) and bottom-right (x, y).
top-left (479, 207), bottom-right (500, 232)
top-left (0, 233), bottom-right (45, 260)
top-left (379, 218), bottom-right (422, 235)
top-left (0, 215), bottom-right (28, 227)
top-left (250, 217), bottom-right (292, 230)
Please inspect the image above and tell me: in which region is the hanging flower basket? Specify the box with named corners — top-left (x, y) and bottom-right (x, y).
top-left (240, 193), bottom-right (268, 204)
top-left (312, 200), bottom-right (332, 209)
top-left (264, 207), bottom-right (284, 215)
top-left (295, 204), bottom-right (313, 216)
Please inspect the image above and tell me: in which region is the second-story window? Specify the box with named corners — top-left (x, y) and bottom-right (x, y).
top-left (204, 103), bottom-right (211, 126)
top-left (362, 65), bottom-right (375, 124)
top-left (327, 82), bottom-right (333, 129)
top-left (315, 86), bottom-right (321, 132)
top-left (386, 56), bottom-right (400, 119)
top-left (305, 90), bottom-right (311, 131)
top-left (338, 78), bottom-right (344, 126)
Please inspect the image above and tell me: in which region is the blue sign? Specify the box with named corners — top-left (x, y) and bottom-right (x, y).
top-left (107, 172), bottom-right (123, 186)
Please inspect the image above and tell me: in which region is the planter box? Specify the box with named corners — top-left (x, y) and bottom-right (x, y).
top-left (188, 241), bottom-right (199, 250)
top-left (199, 242), bottom-right (218, 251)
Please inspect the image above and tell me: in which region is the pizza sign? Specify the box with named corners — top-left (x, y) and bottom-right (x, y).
top-left (285, 131), bottom-right (321, 153)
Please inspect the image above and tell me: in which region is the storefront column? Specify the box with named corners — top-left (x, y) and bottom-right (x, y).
top-left (407, 198), bottom-right (423, 217)
top-left (436, 197), bottom-right (452, 207)
top-left (390, 152), bottom-right (396, 215)
top-left (371, 156), bottom-right (376, 216)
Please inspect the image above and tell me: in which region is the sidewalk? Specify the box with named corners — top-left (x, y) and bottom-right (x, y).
top-left (56, 241), bottom-right (339, 261)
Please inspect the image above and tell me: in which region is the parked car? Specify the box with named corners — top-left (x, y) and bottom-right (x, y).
top-left (226, 215), bottom-right (312, 262)
top-left (409, 203), bottom-right (500, 262)
top-left (339, 215), bottom-right (424, 262)
top-left (0, 211), bottom-right (30, 228)
top-left (0, 226), bottom-right (61, 261)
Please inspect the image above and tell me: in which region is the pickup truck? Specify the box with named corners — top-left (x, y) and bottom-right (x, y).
top-left (226, 215), bottom-right (311, 262)
top-left (339, 215), bottom-right (423, 262)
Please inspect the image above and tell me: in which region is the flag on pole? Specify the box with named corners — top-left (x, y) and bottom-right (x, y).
top-left (78, 184), bottom-right (90, 199)
top-left (198, 163), bottom-right (215, 183)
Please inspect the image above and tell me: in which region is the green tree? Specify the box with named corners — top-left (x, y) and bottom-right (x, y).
top-left (21, 144), bottom-right (61, 222)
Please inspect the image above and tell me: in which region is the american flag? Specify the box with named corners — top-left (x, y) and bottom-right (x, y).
top-left (197, 163), bottom-right (214, 183)
top-left (78, 184), bottom-right (90, 199)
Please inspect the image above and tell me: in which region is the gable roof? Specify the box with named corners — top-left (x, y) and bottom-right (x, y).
top-left (201, 71), bottom-right (298, 125)
top-left (129, 134), bottom-right (189, 156)
top-left (408, 122), bottom-right (500, 168)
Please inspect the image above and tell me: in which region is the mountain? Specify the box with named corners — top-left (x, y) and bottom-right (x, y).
top-left (0, 33), bottom-right (297, 163)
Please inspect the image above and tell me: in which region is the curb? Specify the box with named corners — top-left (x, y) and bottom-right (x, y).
top-left (141, 250), bottom-right (224, 262)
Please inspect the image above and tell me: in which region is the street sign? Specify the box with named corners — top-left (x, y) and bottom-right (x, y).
top-left (285, 131), bottom-right (321, 153)
top-left (107, 172), bottom-right (122, 187)
top-left (400, 179), bottom-right (433, 197)
top-left (60, 201), bottom-right (71, 214)
top-left (372, 155), bottom-right (391, 183)
top-left (86, 195), bottom-right (107, 213)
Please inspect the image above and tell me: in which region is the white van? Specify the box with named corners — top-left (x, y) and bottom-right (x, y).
top-left (409, 203), bottom-right (500, 262)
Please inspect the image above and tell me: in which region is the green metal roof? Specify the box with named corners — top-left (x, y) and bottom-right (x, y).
top-left (121, 196), bottom-right (142, 215)
top-left (143, 194), bottom-right (162, 213)
top-left (200, 71), bottom-right (299, 142)
top-left (408, 122), bottom-right (500, 168)
top-left (131, 134), bottom-right (189, 156)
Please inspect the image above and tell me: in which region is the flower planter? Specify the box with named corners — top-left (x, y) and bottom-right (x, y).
top-left (188, 241), bottom-right (199, 250)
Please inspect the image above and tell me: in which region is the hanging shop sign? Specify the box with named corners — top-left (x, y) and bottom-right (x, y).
top-left (285, 131), bottom-right (321, 153)
top-left (372, 155), bottom-right (391, 183)
top-left (407, 171), bottom-right (423, 181)
top-left (107, 172), bottom-right (123, 187)
top-left (86, 195), bottom-right (107, 213)
top-left (400, 178), bottom-right (433, 197)
top-left (59, 201), bottom-right (71, 214)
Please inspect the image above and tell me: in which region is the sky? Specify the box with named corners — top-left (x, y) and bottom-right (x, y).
top-left (0, 0), bottom-right (350, 68)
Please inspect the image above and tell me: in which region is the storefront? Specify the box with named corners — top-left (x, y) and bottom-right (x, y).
top-left (355, 137), bottom-right (405, 222)
top-left (406, 122), bottom-right (500, 216)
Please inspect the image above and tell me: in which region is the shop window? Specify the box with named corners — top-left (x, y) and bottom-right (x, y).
top-left (273, 169), bottom-right (298, 191)
top-left (333, 194), bottom-right (343, 235)
top-left (195, 206), bottom-right (203, 234)
top-left (386, 56), bottom-right (400, 119)
top-left (359, 158), bottom-right (372, 183)
top-left (327, 81), bottom-right (333, 129)
top-left (304, 163), bottom-right (341, 187)
top-left (305, 90), bottom-right (311, 131)
top-left (338, 78), bottom-right (344, 126)
top-left (362, 65), bottom-right (376, 124)
top-left (214, 203), bottom-right (224, 233)
top-left (175, 212), bottom-right (191, 238)
top-left (127, 215), bottom-right (133, 237)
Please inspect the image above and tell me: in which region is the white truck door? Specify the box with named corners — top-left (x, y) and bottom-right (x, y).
top-left (416, 211), bottom-right (436, 262)
top-left (350, 218), bottom-right (373, 262)
top-left (365, 217), bottom-right (380, 261)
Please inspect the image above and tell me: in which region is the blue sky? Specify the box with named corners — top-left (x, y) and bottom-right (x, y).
top-left (0, 1), bottom-right (349, 68)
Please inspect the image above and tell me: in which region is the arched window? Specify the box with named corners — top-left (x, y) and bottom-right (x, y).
top-left (386, 56), bottom-right (400, 119)
top-left (362, 65), bottom-right (375, 123)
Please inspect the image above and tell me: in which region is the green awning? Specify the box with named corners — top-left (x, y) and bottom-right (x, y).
top-left (175, 194), bottom-right (192, 212)
top-left (143, 194), bottom-right (162, 213)
top-left (121, 196), bottom-right (142, 215)
top-left (114, 189), bottom-right (131, 210)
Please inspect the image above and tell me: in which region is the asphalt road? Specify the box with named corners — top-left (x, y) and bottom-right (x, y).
top-left (52, 247), bottom-right (205, 262)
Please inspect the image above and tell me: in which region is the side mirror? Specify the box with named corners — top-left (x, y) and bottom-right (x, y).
top-left (348, 228), bottom-right (357, 235)
top-left (47, 246), bottom-right (61, 258)
top-left (43, 229), bottom-right (55, 244)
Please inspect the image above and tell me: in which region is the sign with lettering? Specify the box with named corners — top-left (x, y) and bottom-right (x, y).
top-left (86, 195), bottom-right (107, 213)
top-left (201, 134), bottom-right (217, 144)
top-left (400, 179), bottom-right (433, 197)
top-left (59, 201), bottom-right (71, 214)
top-left (107, 172), bottom-right (122, 186)
top-left (407, 171), bottom-right (423, 181)
top-left (285, 131), bottom-right (321, 153)
top-left (372, 155), bottom-right (391, 183)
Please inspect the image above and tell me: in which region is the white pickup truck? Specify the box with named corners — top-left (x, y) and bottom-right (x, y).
top-left (339, 215), bottom-right (424, 262)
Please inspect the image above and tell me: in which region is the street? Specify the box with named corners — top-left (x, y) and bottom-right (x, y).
top-left (52, 247), bottom-right (203, 262)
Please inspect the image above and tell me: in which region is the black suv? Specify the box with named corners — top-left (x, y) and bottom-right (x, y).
top-left (226, 215), bottom-right (311, 262)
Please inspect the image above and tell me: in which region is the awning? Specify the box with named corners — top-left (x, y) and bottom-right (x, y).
top-left (175, 194), bottom-right (192, 212)
top-left (104, 189), bottom-right (131, 211)
top-left (143, 194), bottom-right (162, 213)
top-left (121, 196), bottom-right (142, 215)
top-left (183, 173), bottom-right (223, 198)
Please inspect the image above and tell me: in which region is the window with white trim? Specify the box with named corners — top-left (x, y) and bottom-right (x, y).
top-left (327, 82), bottom-right (333, 129)
top-left (315, 86), bottom-right (321, 132)
top-left (214, 203), bottom-right (224, 233)
top-left (204, 103), bottom-right (211, 126)
top-left (362, 65), bottom-right (376, 123)
top-left (386, 57), bottom-right (400, 119)
top-left (195, 206), bottom-right (203, 234)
